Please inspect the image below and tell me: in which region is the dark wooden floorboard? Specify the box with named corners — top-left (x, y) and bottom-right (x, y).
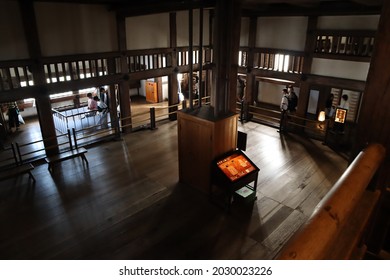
top-left (0, 118), bottom-right (348, 259)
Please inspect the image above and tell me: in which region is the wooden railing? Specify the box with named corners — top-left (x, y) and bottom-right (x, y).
top-left (239, 47), bottom-right (305, 74)
top-left (176, 46), bottom-right (213, 67)
top-left (42, 52), bottom-right (121, 84)
top-left (0, 59), bottom-right (34, 91)
top-left (277, 143), bottom-right (386, 260)
top-left (0, 46), bottom-right (214, 93)
top-left (314, 30), bottom-right (376, 61)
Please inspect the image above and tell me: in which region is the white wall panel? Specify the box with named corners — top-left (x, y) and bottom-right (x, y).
top-left (177, 9), bottom-right (210, 47)
top-left (126, 13), bottom-right (169, 50)
top-left (0, 1), bottom-right (29, 60)
top-left (257, 17), bottom-right (308, 51)
top-left (312, 58), bottom-right (370, 81)
top-left (35, 2), bottom-right (117, 56)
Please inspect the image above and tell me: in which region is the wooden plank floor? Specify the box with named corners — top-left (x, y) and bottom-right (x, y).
top-left (0, 118), bottom-right (348, 259)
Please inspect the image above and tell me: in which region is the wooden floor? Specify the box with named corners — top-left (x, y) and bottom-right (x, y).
top-left (0, 116), bottom-right (348, 259)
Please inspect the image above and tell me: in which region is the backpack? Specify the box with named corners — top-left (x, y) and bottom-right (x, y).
top-left (288, 95), bottom-right (298, 111)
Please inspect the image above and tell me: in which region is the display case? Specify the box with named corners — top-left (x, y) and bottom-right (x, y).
top-left (211, 150), bottom-right (260, 211)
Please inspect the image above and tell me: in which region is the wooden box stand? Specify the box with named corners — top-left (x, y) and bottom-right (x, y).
top-left (177, 106), bottom-right (238, 193)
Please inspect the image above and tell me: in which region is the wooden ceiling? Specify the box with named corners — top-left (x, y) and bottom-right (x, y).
top-left (31, 0), bottom-right (384, 16)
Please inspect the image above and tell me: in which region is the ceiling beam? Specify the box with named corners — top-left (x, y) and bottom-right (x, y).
top-left (113, 0), bottom-right (216, 17)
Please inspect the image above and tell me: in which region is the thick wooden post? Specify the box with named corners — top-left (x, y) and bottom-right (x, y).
top-left (354, 0), bottom-right (390, 183)
top-left (211, 0), bottom-right (242, 117)
top-left (295, 16), bottom-right (318, 130)
top-left (177, 0), bottom-right (241, 192)
top-left (19, 0), bottom-right (58, 155)
top-left (168, 12), bottom-right (179, 121)
top-left (116, 14), bottom-right (132, 133)
top-left (353, 1), bottom-right (390, 253)
top-left (244, 16), bottom-right (257, 121)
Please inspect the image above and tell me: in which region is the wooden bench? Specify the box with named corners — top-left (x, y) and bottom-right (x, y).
top-left (45, 147), bottom-right (88, 172)
top-left (0, 163), bottom-right (36, 184)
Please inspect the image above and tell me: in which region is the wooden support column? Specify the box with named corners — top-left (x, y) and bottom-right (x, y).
top-left (198, 6), bottom-right (204, 106)
top-left (353, 2), bottom-right (390, 254)
top-left (188, 5), bottom-right (194, 109)
top-left (177, 0), bottom-right (241, 193)
top-left (19, 0), bottom-right (58, 155)
top-left (204, 10), bottom-right (214, 98)
top-left (244, 16), bottom-right (258, 121)
top-left (116, 14), bottom-right (132, 133)
top-left (296, 16), bottom-right (318, 128)
top-left (354, 0), bottom-right (390, 175)
top-left (107, 58), bottom-right (120, 136)
top-left (211, 0), bottom-right (242, 117)
top-left (168, 12), bottom-right (179, 121)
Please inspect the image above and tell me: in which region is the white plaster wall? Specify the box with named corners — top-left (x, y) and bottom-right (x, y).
top-left (257, 17), bottom-right (308, 51)
top-left (318, 15), bottom-right (380, 30)
top-left (0, 1), bottom-right (29, 60)
top-left (311, 59), bottom-right (370, 81)
top-left (177, 9), bottom-right (210, 47)
top-left (258, 82), bottom-right (300, 107)
top-left (258, 82), bottom-right (284, 105)
top-left (126, 13), bottom-right (169, 50)
top-left (35, 2), bottom-right (117, 56)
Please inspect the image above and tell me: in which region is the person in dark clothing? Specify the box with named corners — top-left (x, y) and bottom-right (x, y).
top-left (2, 101), bottom-right (19, 133)
top-left (325, 93), bottom-right (335, 117)
top-left (287, 85), bottom-right (298, 113)
top-left (99, 87), bottom-right (109, 108)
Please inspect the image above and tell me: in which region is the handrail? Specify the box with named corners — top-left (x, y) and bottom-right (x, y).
top-left (277, 143), bottom-right (386, 260)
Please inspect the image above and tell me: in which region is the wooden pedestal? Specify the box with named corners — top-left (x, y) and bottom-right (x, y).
top-left (177, 106), bottom-right (238, 193)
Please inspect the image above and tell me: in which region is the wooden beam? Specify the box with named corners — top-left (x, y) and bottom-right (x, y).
top-left (115, 0), bottom-right (216, 18)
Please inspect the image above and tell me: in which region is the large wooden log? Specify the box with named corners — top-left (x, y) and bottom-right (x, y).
top-left (278, 143), bottom-right (386, 260)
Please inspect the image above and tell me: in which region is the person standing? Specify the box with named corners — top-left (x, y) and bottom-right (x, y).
top-left (99, 87), bottom-right (109, 108)
top-left (2, 101), bottom-right (19, 133)
top-left (279, 89), bottom-right (289, 132)
top-left (85, 92), bottom-right (98, 117)
top-left (339, 94), bottom-right (350, 110)
top-left (287, 85), bottom-right (298, 113)
top-left (94, 96), bottom-right (108, 129)
top-left (325, 93), bottom-right (335, 117)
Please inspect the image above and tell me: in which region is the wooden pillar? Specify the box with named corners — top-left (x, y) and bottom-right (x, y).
top-left (116, 14), bottom-right (132, 133)
top-left (354, 1), bottom-right (390, 187)
top-left (168, 12), bottom-right (179, 121)
top-left (107, 58), bottom-right (120, 135)
top-left (244, 16), bottom-right (257, 121)
top-left (19, 0), bottom-right (58, 155)
top-left (188, 6), bottom-right (194, 109)
top-left (205, 11), bottom-right (214, 99)
top-left (211, 0), bottom-right (242, 117)
top-left (177, 0), bottom-right (241, 192)
top-left (297, 16), bottom-right (318, 121)
top-left (155, 77), bottom-right (163, 102)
